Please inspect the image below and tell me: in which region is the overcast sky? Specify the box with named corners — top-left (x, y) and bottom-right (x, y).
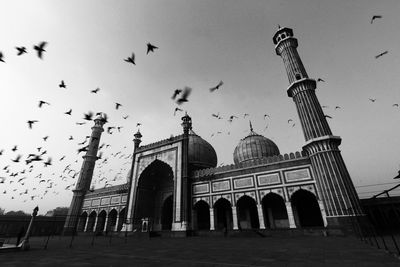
top-left (1, 0), bottom-right (400, 214)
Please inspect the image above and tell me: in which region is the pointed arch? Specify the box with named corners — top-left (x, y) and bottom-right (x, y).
top-left (236, 195), bottom-right (259, 229)
top-left (193, 200), bottom-right (210, 230)
top-left (262, 192), bottom-right (288, 229)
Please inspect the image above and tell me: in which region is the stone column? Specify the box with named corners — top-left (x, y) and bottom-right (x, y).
top-left (103, 215), bottom-right (109, 232)
top-left (114, 214), bottom-right (120, 232)
top-left (209, 208), bottom-right (215, 230)
top-left (285, 202), bottom-right (296, 228)
top-left (232, 206), bottom-right (239, 230)
top-left (93, 216), bottom-right (99, 232)
top-left (84, 217), bottom-right (89, 232)
top-left (256, 204), bottom-right (266, 229)
top-left (318, 200), bottom-right (328, 227)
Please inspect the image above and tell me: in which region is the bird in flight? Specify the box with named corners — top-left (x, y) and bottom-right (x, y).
top-left (393, 104), bottom-right (399, 107)
top-left (0, 52), bottom-right (4, 63)
top-left (11, 145), bottom-right (18, 152)
top-left (12, 155), bottom-right (22, 163)
top-left (27, 120), bottom-right (38, 129)
top-left (16, 46), bottom-right (27, 56)
top-left (38, 100), bottom-right (50, 108)
top-left (64, 109), bottom-right (72, 115)
top-left (369, 98), bottom-right (377, 102)
top-left (325, 115), bottom-right (333, 119)
top-left (115, 103), bottom-right (122, 110)
top-left (335, 106), bottom-right (341, 110)
top-left (288, 119), bottom-right (293, 123)
top-left (44, 157), bottom-right (52, 167)
top-left (122, 115), bottom-right (129, 120)
top-left (147, 43), bottom-right (158, 54)
top-left (174, 107), bottom-right (183, 116)
top-left (33, 41), bottom-right (47, 59)
top-left (370, 15), bottom-right (382, 24)
top-left (124, 53), bottom-right (135, 65)
top-left (76, 122), bottom-right (86, 125)
top-left (210, 81), bottom-right (224, 92)
top-left (83, 111), bottom-right (94, 121)
top-left (59, 80), bottom-right (66, 88)
top-left (43, 136), bottom-right (49, 141)
top-left (69, 135), bottom-right (74, 140)
top-left (171, 89), bottom-right (182, 100)
top-left (317, 78), bottom-right (325, 82)
top-left (176, 86), bottom-right (192, 105)
top-left (136, 123), bottom-right (141, 127)
top-left (375, 50), bottom-right (388, 59)
top-left (91, 88), bottom-right (100, 94)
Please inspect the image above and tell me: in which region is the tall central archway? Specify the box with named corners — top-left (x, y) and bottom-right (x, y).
top-left (134, 160), bottom-right (174, 231)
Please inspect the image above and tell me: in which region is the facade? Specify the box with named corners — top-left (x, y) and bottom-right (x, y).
top-left (64, 27), bottom-right (363, 235)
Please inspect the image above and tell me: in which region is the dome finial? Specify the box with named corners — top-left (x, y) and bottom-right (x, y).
top-left (249, 120), bottom-right (253, 132)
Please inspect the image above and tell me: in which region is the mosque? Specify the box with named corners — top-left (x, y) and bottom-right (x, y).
top-left (63, 27), bottom-right (364, 235)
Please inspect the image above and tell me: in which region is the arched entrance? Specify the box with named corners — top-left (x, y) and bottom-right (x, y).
top-left (161, 195), bottom-right (173, 230)
top-left (193, 200), bottom-right (210, 230)
top-left (237, 195), bottom-right (259, 229)
top-left (214, 198), bottom-right (233, 230)
top-left (107, 209), bottom-right (118, 232)
top-left (262, 193), bottom-right (288, 229)
top-left (96, 210), bottom-right (107, 232)
top-left (117, 208), bottom-right (125, 231)
top-left (77, 212), bottom-right (88, 232)
top-left (87, 211), bottom-right (97, 232)
top-left (291, 189), bottom-right (323, 227)
top-left (134, 160), bottom-right (174, 231)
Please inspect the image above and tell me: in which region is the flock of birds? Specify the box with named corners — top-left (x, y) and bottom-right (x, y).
top-left (0, 14), bottom-right (395, 211)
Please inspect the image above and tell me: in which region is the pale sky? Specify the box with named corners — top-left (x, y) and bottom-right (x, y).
top-left (1, 0), bottom-right (400, 214)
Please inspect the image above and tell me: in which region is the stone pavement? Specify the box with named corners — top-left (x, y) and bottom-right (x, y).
top-left (1, 235), bottom-right (399, 266)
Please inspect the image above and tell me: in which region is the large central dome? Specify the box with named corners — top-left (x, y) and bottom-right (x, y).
top-left (233, 126), bottom-right (280, 165)
top-left (188, 130), bottom-right (218, 170)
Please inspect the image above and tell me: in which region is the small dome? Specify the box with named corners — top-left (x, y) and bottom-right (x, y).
top-left (233, 128), bottom-right (279, 165)
top-left (189, 130), bottom-right (217, 170)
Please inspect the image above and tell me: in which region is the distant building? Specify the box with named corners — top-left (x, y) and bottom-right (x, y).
top-left (64, 27), bottom-right (364, 235)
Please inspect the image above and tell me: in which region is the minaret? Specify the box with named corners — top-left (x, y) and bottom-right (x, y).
top-left (273, 27), bottom-right (363, 227)
top-left (124, 130), bottom-right (142, 231)
top-left (63, 114), bottom-right (106, 234)
top-left (180, 112), bottom-right (191, 230)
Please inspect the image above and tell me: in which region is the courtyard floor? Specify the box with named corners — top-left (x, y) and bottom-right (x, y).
top-left (1, 234), bottom-right (400, 266)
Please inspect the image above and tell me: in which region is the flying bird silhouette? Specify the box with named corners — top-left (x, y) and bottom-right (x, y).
top-left (11, 145), bottom-right (18, 152)
top-left (375, 50), bottom-right (388, 59)
top-left (64, 109), bottom-right (72, 115)
top-left (393, 104), bottom-right (399, 107)
top-left (174, 107), bottom-right (183, 116)
top-left (33, 41), bottom-right (47, 59)
top-left (44, 157), bottom-right (52, 167)
top-left (91, 88), bottom-right (100, 94)
top-left (122, 115), bottom-right (129, 119)
top-left (317, 78), bottom-right (325, 82)
top-left (136, 123), bottom-right (141, 127)
top-left (76, 122), bottom-right (86, 125)
top-left (335, 106), bottom-right (341, 110)
top-left (124, 53), bottom-right (135, 64)
top-left (43, 136), bottom-right (49, 141)
top-left (0, 52), bottom-right (5, 63)
top-left (12, 155), bottom-right (22, 163)
top-left (115, 103), bottom-right (122, 110)
top-left (83, 111), bottom-right (94, 121)
top-left (16, 46), bottom-right (27, 56)
top-left (171, 89), bottom-right (182, 100)
top-left (325, 115), bottom-right (333, 119)
top-left (369, 98), bottom-right (377, 102)
top-left (27, 120), bottom-right (38, 129)
top-left (209, 81), bottom-right (224, 92)
top-left (38, 100), bottom-right (50, 108)
top-left (176, 87), bottom-right (192, 105)
top-left (59, 80), bottom-right (66, 88)
top-left (288, 119), bottom-right (293, 123)
top-left (370, 15), bottom-right (382, 24)
top-left (146, 43), bottom-right (158, 54)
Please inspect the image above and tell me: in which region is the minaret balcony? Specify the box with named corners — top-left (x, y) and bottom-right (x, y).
top-left (287, 78), bottom-right (317, 97)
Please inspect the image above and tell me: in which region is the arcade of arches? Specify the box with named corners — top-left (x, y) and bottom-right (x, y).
top-left (78, 208), bottom-right (126, 233)
top-left (193, 189), bottom-right (326, 231)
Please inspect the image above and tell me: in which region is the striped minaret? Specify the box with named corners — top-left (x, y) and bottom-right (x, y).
top-left (63, 114), bottom-right (106, 234)
top-left (273, 27), bottom-right (363, 227)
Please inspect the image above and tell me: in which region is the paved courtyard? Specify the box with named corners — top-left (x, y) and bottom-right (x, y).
top-left (1, 235), bottom-right (399, 266)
